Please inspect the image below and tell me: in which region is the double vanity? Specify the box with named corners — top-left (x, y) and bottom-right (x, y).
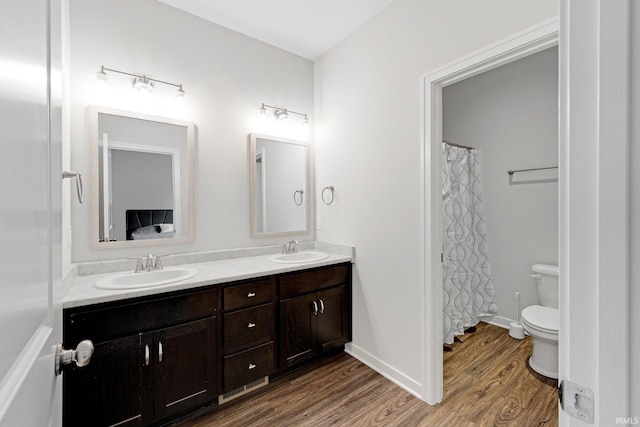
top-left (62, 245), bottom-right (353, 427)
top-left (65, 105), bottom-right (342, 425)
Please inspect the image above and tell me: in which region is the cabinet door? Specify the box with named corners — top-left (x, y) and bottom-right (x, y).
top-left (63, 334), bottom-right (145, 427)
top-left (154, 317), bottom-right (216, 420)
top-left (279, 293), bottom-right (317, 369)
top-left (317, 285), bottom-right (350, 352)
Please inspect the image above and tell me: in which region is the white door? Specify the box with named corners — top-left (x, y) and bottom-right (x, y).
top-left (0, 0), bottom-right (64, 426)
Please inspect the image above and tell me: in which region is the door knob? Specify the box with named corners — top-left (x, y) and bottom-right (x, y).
top-left (55, 340), bottom-right (94, 376)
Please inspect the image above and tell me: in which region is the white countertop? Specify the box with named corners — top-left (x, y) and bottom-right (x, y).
top-left (64, 249), bottom-right (353, 309)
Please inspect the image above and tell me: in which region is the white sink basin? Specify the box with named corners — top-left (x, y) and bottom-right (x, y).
top-left (268, 251), bottom-right (329, 264)
top-left (95, 267), bottom-right (198, 290)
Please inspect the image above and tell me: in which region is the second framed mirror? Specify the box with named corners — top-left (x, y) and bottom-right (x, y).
top-left (249, 133), bottom-right (310, 238)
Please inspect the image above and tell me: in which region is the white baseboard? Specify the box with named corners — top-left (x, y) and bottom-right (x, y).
top-left (344, 343), bottom-right (423, 400)
top-left (479, 315), bottom-right (513, 330)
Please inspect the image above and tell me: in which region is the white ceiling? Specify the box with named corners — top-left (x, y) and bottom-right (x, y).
top-left (157, 0), bottom-right (397, 60)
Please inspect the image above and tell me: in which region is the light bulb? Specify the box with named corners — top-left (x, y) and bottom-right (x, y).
top-left (96, 67), bottom-right (108, 84)
top-left (175, 84), bottom-right (186, 98)
top-left (133, 76), bottom-right (154, 93)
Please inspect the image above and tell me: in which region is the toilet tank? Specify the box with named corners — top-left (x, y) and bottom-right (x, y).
top-left (532, 264), bottom-right (559, 309)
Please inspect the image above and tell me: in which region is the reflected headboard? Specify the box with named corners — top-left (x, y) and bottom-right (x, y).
top-left (126, 209), bottom-right (173, 240)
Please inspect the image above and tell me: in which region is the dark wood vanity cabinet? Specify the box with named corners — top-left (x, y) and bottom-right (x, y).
top-left (63, 288), bottom-right (218, 426)
top-left (221, 278), bottom-right (277, 392)
top-left (63, 262), bottom-right (351, 426)
top-left (279, 264), bottom-right (351, 369)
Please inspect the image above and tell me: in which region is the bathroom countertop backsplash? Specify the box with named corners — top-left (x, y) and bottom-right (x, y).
top-left (63, 242), bottom-right (355, 309)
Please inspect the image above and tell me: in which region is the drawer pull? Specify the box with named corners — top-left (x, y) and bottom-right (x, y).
top-left (248, 363), bottom-right (256, 370)
top-left (247, 292), bottom-right (256, 298)
top-left (247, 322), bottom-right (256, 328)
top-left (319, 299), bottom-right (325, 314)
top-left (145, 345), bottom-right (150, 366)
top-left (158, 341), bottom-right (163, 363)
top-left (312, 301), bottom-right (318, 316)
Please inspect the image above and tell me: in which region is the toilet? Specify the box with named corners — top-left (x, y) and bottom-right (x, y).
top-left (520, 264), bottom-right (559, 379)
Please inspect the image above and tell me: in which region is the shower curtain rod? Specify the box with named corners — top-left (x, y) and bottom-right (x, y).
top-left (443, 140), bottom-right (475, 150)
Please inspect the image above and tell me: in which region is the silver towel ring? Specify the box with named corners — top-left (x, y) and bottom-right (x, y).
top-left (62, 171), bottom-right (84, 204)
top-left (321, 186), bottom-right (335, 205)
top-left (293, 189), bottom-right (304, 206)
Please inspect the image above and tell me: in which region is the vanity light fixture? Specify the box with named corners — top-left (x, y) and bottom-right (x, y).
top-left (96, 65), bottom-right (186, 98)
top-left (260, 103), bottom-right (309, 125)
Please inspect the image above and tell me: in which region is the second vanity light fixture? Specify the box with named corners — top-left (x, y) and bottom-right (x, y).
top-left (96, 65), bottom-right (186, 98)
top-left (260, 103), bottom-right (309, 125)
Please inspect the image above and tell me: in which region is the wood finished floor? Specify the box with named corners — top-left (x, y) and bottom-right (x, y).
top-left (177, 323), bottom-right (558, 426)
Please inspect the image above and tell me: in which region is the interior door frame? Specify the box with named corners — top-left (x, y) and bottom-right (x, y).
top-left (420, 17), bottom-right (559, 404)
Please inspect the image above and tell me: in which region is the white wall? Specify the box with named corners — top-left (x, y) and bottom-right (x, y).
top-left (315, 0), bottom-right (557, 398)
top-left (68, 0), bottom-right (314, 263)
top-left (442, 47), bottom-right (558, 323)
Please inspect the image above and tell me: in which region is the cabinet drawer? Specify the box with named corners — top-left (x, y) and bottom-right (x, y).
top-left (279, 264), bottom-right (350, 297)
top-left (223, 279), bottom-right (275, 311)
top-left (224, 303), bottom-right (276, 354)
top-left (223, 342), bottom-right (275, 391)
top-left (64, 288), bottom-right (218, 344)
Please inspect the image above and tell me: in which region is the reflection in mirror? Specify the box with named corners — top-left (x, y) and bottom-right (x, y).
top-left (89, 106), bottom-right (195, 249)
top-left (249, 133), bottom-right (309, 238)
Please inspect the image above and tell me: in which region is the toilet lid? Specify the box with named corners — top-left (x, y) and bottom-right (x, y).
top-left (521, 305), bottom-right (559, 333)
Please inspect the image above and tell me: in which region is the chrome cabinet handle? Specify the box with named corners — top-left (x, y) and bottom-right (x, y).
top-left (248, 363), bottom-right (256, 370)
top-left (319, 299), bottom-right (325, 314)
top-left (312, 301), bottom-right (318, 316)
top-left (158, 341), bottom-right (163, 363)
top-left (145, 345), bottom-right (150, 366)
top-left (248, 322), bottom-right (256, 328)
top-left (247, 292), bottom-right (256, 298)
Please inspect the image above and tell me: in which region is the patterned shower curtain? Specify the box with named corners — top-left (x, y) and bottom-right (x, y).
top-left (442, 143), bottom-right (497, 344)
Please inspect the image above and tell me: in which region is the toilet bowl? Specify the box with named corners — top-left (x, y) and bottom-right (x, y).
top-left (520, 264), bottom-right (559, 379)
top-left (521, 305), bottom-right (558, 379)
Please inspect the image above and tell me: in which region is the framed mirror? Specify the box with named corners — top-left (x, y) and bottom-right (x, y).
top-left (88, 106), bottom-right (195, 249)
top-left (249, 133), bottom-right (310, 238)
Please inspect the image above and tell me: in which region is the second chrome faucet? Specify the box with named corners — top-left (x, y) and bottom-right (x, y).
top-left (281, 240), bottom-right (299, 255)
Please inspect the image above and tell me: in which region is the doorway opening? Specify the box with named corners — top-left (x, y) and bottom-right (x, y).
top-left (420, 17), bottom-right (559, 404)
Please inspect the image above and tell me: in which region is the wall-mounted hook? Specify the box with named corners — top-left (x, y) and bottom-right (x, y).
top-left (62, 171), bottom-right (83, 204)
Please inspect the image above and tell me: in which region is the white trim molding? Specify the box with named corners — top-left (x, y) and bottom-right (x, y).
top-left (559, 0), bottom-right (631, 425)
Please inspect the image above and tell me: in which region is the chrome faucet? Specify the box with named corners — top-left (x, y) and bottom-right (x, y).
top-left (281, 240), bottom-right (299, 255)
top-left (134, 253), bottom-right (165, 272)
